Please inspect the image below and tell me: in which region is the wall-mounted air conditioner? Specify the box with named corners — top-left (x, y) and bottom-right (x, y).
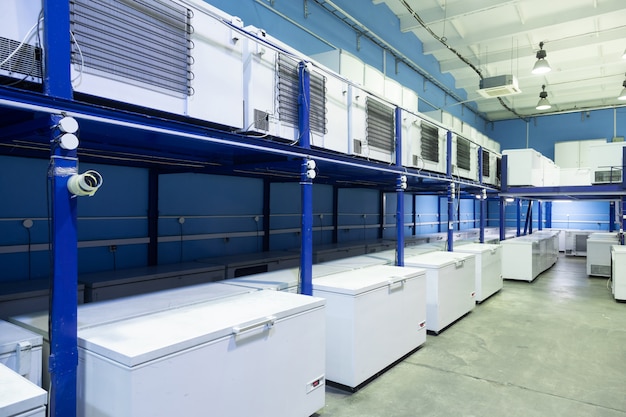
top-left (0, 0), bottom-right (42, 83)
top-left (451, 134), bottom-right (478, 181)
top-left (481, 149), bottom-right (500, 186)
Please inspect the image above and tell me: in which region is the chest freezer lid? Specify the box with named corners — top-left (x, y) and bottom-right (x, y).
top-left (312, 265), bottom-right (426, 295)
top-left (0, 363), bottom-right (47, 414)
top-left (8, 283), bottom-right (254, 340)
top-left (0, 321), bottom-right (42, 355)
top-left (79, 262), bottom-right (225, 288)
top-left (196, 250), bottom-right (299, 267)
top-left (78, 290), bottom-right (325, 367)
top-left (453, 242), bottom-right (501, 254)
top-left (319, 254), bottom-right (390, 269)
top-left (404, 251), bottom-right (474, 268)
top-left (611, 245), bottom-right (626, 253)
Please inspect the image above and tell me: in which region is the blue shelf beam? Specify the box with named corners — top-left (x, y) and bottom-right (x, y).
top-left (395, 107), bottom-right (404, 266)
top-left (446, 130), bottom-right (453, 251)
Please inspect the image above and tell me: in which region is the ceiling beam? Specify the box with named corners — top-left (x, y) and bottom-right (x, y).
top-left (419, 0), bottom-right (626, 54)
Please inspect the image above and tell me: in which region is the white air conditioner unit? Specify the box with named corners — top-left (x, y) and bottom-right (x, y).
top-left (477, 75), bottom-right (521, 98)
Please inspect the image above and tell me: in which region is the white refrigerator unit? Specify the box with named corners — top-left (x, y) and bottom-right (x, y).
top-left (79, 262), bottom-right (226, 302)
top-left (9, 282), bottom-right (256, 389)
top-left (587, 233), bottom-right (619, 277)
top-left (0, 320), bottom-right (42, 387)
top-left (454, 243), bottom-right (503, 303)
top-left (312, 265), bottom-right (427, 390)
top-left (611, 245), bottom-right (626, 301)
top-left (0, 363), bottom-right (47, 417)
top-left (500, 236), bottom-right (541, 281)
top-left (76, 291), bottom-right (326, 417)
top-left (403, 251), bottom-right (476, 334)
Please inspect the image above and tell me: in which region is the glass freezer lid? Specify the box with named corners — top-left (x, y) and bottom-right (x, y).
top-left (312, 265), bottom-right (426, 295)
top-left (77, 290), bottom-right (325, 368)
top-left (0, 321), bottom-right (42, 355)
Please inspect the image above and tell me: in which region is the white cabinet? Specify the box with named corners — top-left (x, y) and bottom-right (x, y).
top-left (587, 233), bottom-right (619, 277)
top-left (0, 321), bottom-right (42, 386)
top-left (554, 139), bottom-right (606, 168)
top-left (611, 245), bottom-right (626, 301)
top-left (312, 265), bottom-right (427, 390)
top-left (403, 251), bottom-right (476, 333)
top-left (503, 148), bottom-right (557, 187)
top-left (0, 363), bottom-right (46, 417)
top-left (500, 231), bottom-right (559, 281)
top-left (454, 243), bottom-right (503, 302)
top-left (77, 291), bottom-right (326, 417)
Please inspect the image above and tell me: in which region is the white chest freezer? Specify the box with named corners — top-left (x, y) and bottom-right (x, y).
top-left (223, 264), bottom-right (348, 293)
top-left (0, 321), bottom-right (42, 387)
top-left (312, 242), bottom-right (369, 263)
top-left (0, 363), bottom-right (47, 417)
top-left (0, 279), bottom-right (85, 318)
top-left (564, 230), bottom-right (592, 256)
top-left (9, 282), bottom-right (255, 390)
top-left (312, 265), bottom-right (427, 390)
top-left (79, 262), bottom-right (226, 302)
top-left (611, 245), bottom-right (626, 301)
top-left (587, 233), bottom-right (619, 277)
top-left (454, 243), bottom-right (503, 303)
top-left (197, 251), bottom-right (300, 278)
top-left (404, 251), bottom-right (476, 334)
top-left (77, 291), bottom-right (326, 417)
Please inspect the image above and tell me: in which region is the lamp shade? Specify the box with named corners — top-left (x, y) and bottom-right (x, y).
top-left (532, 59), bottom-right (551, 75)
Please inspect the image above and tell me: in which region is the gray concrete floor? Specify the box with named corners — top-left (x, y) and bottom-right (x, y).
top-left (315, 254), bottom-right (626, 417)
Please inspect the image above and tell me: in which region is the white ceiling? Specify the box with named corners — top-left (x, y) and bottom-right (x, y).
top-left (372, 0), bottom-right (626, 121)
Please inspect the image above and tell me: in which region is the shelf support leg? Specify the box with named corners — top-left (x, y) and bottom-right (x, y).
top-left (298, 61), bottom-right (313, 295)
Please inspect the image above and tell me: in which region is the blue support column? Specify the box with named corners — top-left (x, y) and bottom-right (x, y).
top-left (262, 179), bottom-right (271, 251)
top-left (395, 107), bottom-right (405, 266)
top-left (437, 196), bottom-right (442, 233)
top-left (148, 170), bottom-right (159, 265)
top-left (412, 194), bottom-right (417, 236)
top-left (545, 201), bottom-right (552, 228)
top-left (43, 1), bottom-right (76, 416)
top-left (478, 146), bottom-right (485, 243)
top-left (621, 198), bottom-right (626, 245)
top-left (499, 197), bottom-right (506, 241)
top-left (610, 201), bottom-right (616, 232)
top-left (298, 61), bottom-right (313, 295)
top-left (48, 116), bottom-right (79, 417)
top-left (516, 199), bottom-right (522, 237)
top-left (332, 186), bottom-right (339, 244)
top-left (446, 130), bottom-right (454, 251)
top-left (538, 201), bottom-right (543, 231)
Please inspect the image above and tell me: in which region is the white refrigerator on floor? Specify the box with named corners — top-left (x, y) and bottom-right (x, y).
top-left (403, 251), bottom-right (476, 334)
top-left (587, 233), bottom-right (619, 277)
top-left (611, 245), bottom-right (626, 301)
top-left (454, 243), bottom-right (503, 303)
top-left (77, 291), bottom-right (326, 417)
top-left (312, 264), bottom-right (427, 390)
top-left (0, 321), bottom-right (42, 387)
top-left (0, 363), bottom-right (47, 417)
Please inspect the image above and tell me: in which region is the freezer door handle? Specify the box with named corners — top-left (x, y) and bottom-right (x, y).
top-left (16, 341), bottom-right (32, 376)
top-left (454, 260), bottom-right (465, 268)
top-left (232, 316), bottom-right (276, 335)
top-left (387, 277), bottom-right (406, 290)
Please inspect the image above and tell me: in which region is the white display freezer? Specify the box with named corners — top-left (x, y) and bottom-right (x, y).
top-left (0, 363), bottom-right (47, 417)
top-left (79, 262), bottom-right (226, 302)
top-left (500, 232), bottom-right (558, 282)
top-left (312, 265), bottom-right (427, 390)
top-left (0, 321), bottom-right (42, 387)
top-left (403, 251), bottom-right (476, 334)
top-left (77, 291), bottom-right (326, 417)
top-left (10, 282), bottom-right (255, 389)
top-left (0, 279), bottom-right (84, 318)
top-left (587, 233), bottom-right (620, 277)
top-left (564, 230), bottom-right (592, 256)
top-left (319, 254), bottom-right (390, 270)
top-left (197, 251), bottom-right (300, 278)
top-left (454, 243), bottom-right (503, 303)
top-left (611, 245), bottom-right (626, 301)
